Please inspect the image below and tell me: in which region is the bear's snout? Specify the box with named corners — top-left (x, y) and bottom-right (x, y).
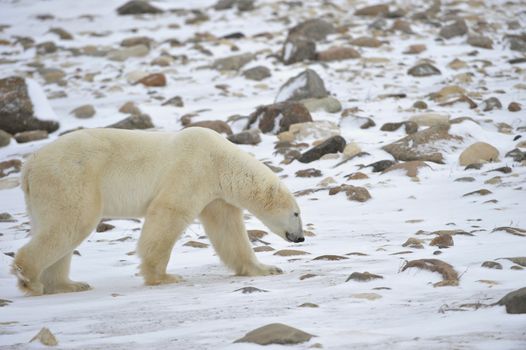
top-left (286, 232), bottom-right (305, 243)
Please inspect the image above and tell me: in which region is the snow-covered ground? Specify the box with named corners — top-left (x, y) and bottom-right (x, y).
top-left (1, 0), bottom-right (525, 348)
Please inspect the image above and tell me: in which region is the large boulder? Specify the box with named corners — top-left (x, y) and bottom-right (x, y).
top-left (246, 102), bottom-right (313, 134)
top-left (383, 125), bottom-right (461, 164)
top-left (275, 69), bottom-right (329, 103)
top-left (0, 76), bottom-right (59, 134)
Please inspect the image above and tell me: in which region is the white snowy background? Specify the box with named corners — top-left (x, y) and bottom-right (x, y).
top-left (0, 0), bottom-right (525, 349)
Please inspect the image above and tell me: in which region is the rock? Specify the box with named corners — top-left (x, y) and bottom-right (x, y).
top-left (509, 36), bottom-right (526, 52)
top-left (187, 120), bottom-right (232, 135)
top-left (227, 129), bottom-right (261, 145)
top-left (70, 104), bottom-right (95, 119)
top-left (430, 234), bottom-right (454, 248)
top-left (391, 19), bottom-right (414, 34)
top-left (381, 122), bottom-right (403, 131)
top-left (404, 121), bottom-right (418, 134)
top-left (0, 76), bottom-right (59, 134)
top-left (107, 114), bottom-right (154, 129)
top-left (382, 161), bottom-right (430, 177)
top-left (30, 327), bottom-right (58, 346)
top-left (242, 66), bottom-right (271, 81)
top-left (276, 69), bottom-right (328, 103)
top-left (236, 0), bottom-right (255, 11)
top-left (299, 303), bottom-right (318, 308)
top-left (281, 37), bottom-right (316, 65)
top-left (404, 44), bottom-right (427, 54)
top-left (119, 101), bottom-right (141, 115)
top-left (117, 0), bottom-right (164, 15)
top-left (287, 121), bottom-right (340, 142)
top-left (151, 55), bottom-right (173, 67)
top-left (506, 148), bottom-right (526, 162)
top-left (162, 96), bottom-right (183, 107)
top-left (408, 63), bottom-right (441, 77)
top-left (96, 222), bottom-right (115, 232)
top-left (214, 0), bottom-right (236, 10)
top-left (342, 142), bottom-right (362, 159)
top-left (317, 46), bottom-right (360, 61)
top-left (234, 286), bottom-right (268, 294)
top-left (246, 102), bottom-right (313, 134)
top-left (313, 255), bottom-right (348, 261)
top-left (463, 189), bottom-right (492, 197)
top-left (485, 176), bottom-right (502, 185)
top-left (36, 41), bottom-right (57, 55)
top-left (288, 19), bottom-right (335, 42)
top-left (298, 136), bottom-right (346, 163)
top-left (508, 102), bottom-right (521, 112)
top-left (346, 272), bottom-right (383, 282)
top-left (108, 44), bottom-right (149, 61)
top-left (345, 172), bottom-right (368, 180)
top-left (352, 293), bottom-right (382, 300)
top-left (409, 113), bottom-right (450, 127)
top-left (254, 246), bottom-right (274, 252)
top-left (213, 53), bottom-right (254, 71)
top-left (138, 73), bottom-right (166, 87)
top-left (274, 249), bottom-right (310, 256)
top-left (330, 185), bottom-right (371, 202)
top-left (49, 27), bottom-right (73, 40)
top-left (121, 36), bottom-right (153, 48)
top-left (300, 97), bottom-right (342, 113)
top-left (366, 160), bottom-right (396, 172)
top-left (482, 97), bottom-right (502, 111)
top-left (383, 125), bottom-right (460, 164)
top-left (459, 142), bottom-right (499, 166)
top-left (234, 323), bottom-right (315, 345)
top-left (183, 240), bottom-right (209, 248)
top-left (296, 168), bottom-right (322, 178)
top-left (439, 19), bottom-right (468, 39)
top-left (354, 4), bottom-right (389, 16)
top-left (413, 101), bottom-right (428, 109)
top-left (481, 261), bottom-right (502, 269)
top-left (498, 287), bottom-right (526, 314)
top-left (14, 130), bottom-right (48, 143)
top-left (468, 35), bottom-right (493, 49)
top-left (351, 36), bottom-right (383, 48)
top-left (402, 237), bottom-right (424, 249)
top-left (0, 130), bottom-right (11, 148)
top-left (0, 159), bottom-right (22, 178)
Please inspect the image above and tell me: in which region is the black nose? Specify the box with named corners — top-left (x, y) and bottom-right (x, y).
top-left (295, 237), bottom-right (305, 243)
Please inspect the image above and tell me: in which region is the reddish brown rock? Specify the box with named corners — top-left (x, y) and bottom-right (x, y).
top-left (187, 120), bottom-right (233, 135)
top-left (138, 73), bottom-right (166, 87)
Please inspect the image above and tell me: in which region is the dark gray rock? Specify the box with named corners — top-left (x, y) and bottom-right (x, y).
top-left (365, 160), bottom-right (396, 172)
top-left (107, 114), bottom-right (154, 129)
top-left (288, 19), bottom-right (335, 42)
top-left (242, 66), bottom-right (271, 81)
top-left (505, 148), bottom-right (526, 162)
top-left (213, 0), bottom-right (236, 10)
top-left (298, 136), bottom-right (346, 163)
top-left (0, 130), bottom-right (11, 148)
top-left (481, 261), bottom-right (502, 269)
top-left (439, 19), bottom-right (468, 39)
top-left (117, 0), bottom-right (164, 15)
top-left (482, 97), bottom-right (502, 111)
top-left (0, 76), bottom-right (59, 134)
top-left (509, 36), bottom-right (526, 52)
top-left (36, 41), bottom-right (57, 55)
top-left (498, 287), bottom-right (526, 314)
top-left (234, 323), bottom-right (314, 345)
top-left (408, 63), bottom-right (441, 77)
top-left (276, 69), bottom-right (328, 102)
top-left (162, 96), bottom-right (184, 107)
top-left (281, 37), bottom-right (316, 65)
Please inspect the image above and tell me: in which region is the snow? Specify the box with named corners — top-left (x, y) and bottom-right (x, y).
top-left (25, 78), bottom-right (58, 121)
top-left (1, 0), bottom-right (526, 349)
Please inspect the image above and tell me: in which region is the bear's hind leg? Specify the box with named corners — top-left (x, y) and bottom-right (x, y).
top-left (138, 203), bottom-right (195, 285)
top-left (199, 199), bottom-right (282, 277)
top-left (40, 253), bottom-right (91, 294)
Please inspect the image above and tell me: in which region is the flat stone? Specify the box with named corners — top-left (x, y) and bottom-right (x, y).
top-left (274, 249), bottom-right (310, 256)
top-left (234, 323), bottom-right (315, 345)
top-left (183, 240), bottom-right (209, 248)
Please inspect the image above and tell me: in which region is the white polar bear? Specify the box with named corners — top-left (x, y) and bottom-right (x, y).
top-left (12, 127), bottom-right (304, 295)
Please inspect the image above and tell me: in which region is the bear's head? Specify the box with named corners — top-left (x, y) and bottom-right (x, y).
top-left (255, 183), bottom-right (304, 243)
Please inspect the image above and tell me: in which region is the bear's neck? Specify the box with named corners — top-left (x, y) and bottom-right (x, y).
top-left (218, 151), bottom-right (278, 216)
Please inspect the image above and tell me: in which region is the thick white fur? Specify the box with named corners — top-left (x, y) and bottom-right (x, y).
top-left (13, 127), bottom-right (303, 295)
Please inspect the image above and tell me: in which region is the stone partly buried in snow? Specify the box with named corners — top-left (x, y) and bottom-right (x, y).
top-left (439, 19), bottom-right (468, 39)
top-left (0, 76), bottom-right (59, 134)
top-left (275, 69), bottom-right (329, 102)
top-left (381, 161), bottom-right (430, 178)
top-left (329, 184), bottom-right (371, 202)
top-left (116, 0), bottom-right (164, 15)
top-left (300, 96), bottom-right (342, 113)
top-left (498, 287), bottom-right (526, 314)
top-left (316, 46), bottom-right (361, 62)
top-left (407, 63), bottom-right (441, 77)
top-left (108, 44), bottom-right (149, 61)
top-left (212, 53), bottom-right (254, 71)
top-left (242, 66), bottom-right (271, 81)
top-left (298, 136), bottom-right (346, 163)
top-left (459, 142), bottom-right (499, 166)
top-left (227, 129), bottom-right (261, 145)
top-left (234, 323), bottom-right (315, 345)
top-left (382, 125), bottom-right (461, 164)
top-left (246, 102), bottom-right (312, 134)
top-left (187, 120), bottom-right (232, 135)
top-left (106, 114), bottom-right (154, 130)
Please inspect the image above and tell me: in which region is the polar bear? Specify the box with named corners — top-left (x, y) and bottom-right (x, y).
top-left (12, 127), bottom-right (304, 295)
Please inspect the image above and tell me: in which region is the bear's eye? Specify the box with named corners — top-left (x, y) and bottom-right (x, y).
top-left (294, 212), bottom-right (299, 217)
